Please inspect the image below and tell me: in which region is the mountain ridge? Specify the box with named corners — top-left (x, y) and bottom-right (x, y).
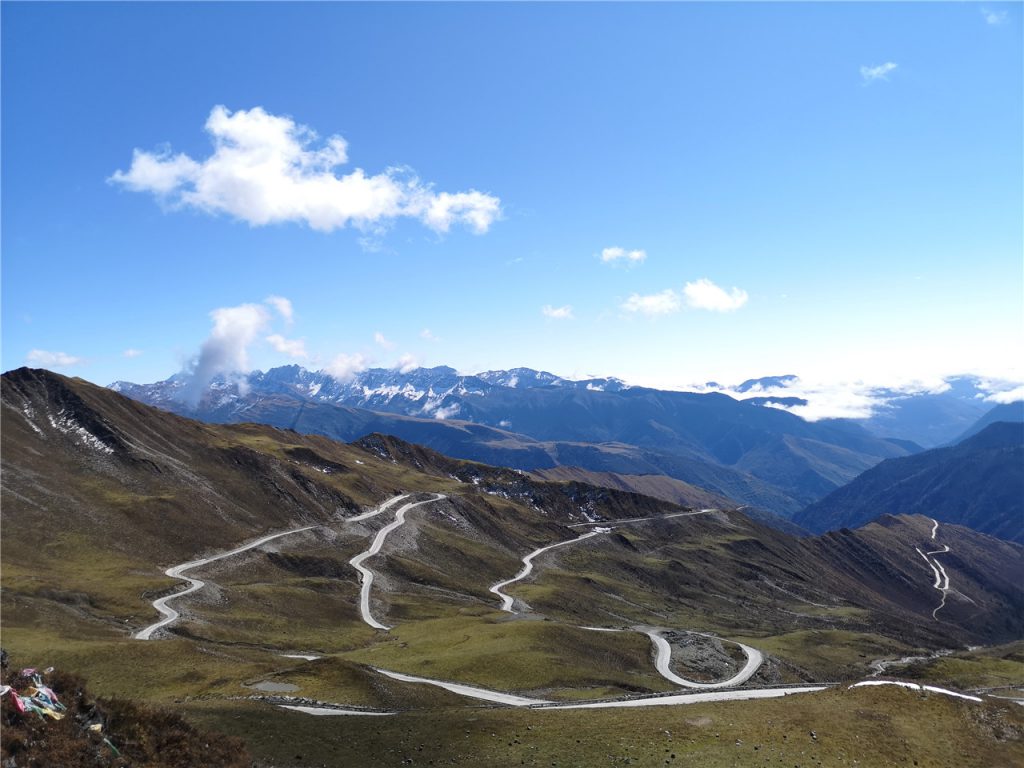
top-left (794, 421), bottom-right (1024, 542)
top-left (108, 364), bottom-right (914, 518)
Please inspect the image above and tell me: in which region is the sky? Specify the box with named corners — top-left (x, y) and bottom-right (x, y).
top-left (3, 2), bottom-right (1022, 397)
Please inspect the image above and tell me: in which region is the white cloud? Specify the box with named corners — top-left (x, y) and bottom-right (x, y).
top-left (182, 302), bottom-right (271, 403)
top-left (682, 278), bottom-right (749, 312)
top-left (983, 384), bottom-right (1024, 404)
top-left (395, 353), bottom-right (419, 374)
top-left (860, 62), bottom-right (898, 83)
top-left (325, 352), bottom-right (367, 381)
top-left (981, 7), bottom-right (1007, 25)
top-left (265, 295), bottom-right (294, 324)
top-left (110, 105), bottom-right (501, 235)
top-left (431, 402), bottom-right (461, 421)
top-left (420, 328), bottom-right (439, 342)
top-left (621, 289), bottom-right (681, 316)
top-left (26, 349), bottom-right (83, 368)
top-left (374, 331), bottom-right (395, 350)
top-left (541, 304), bottom-right (574, 319)
top-left (122, 348), bottom-right (144, 359)
top-left (974, 382), bottom-right (1024, 405)
top-left (601, 246), bottom-right (647, 265)
top-left (266, 334), bottom-right (307, 359)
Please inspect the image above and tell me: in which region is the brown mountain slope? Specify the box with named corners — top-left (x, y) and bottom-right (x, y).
top-left (2, 367), bottom-right (1023, 768)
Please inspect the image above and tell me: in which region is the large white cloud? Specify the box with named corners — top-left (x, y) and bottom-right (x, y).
top-left (621, 289), bottom-right (681, 316)
top-left (110, 106), bottom-right (501, 235)
top-left (682, 278), bottom-right (748, 312)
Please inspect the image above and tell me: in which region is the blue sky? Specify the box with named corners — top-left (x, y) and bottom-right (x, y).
top-left (3, 2), bottom-right (1021, 394)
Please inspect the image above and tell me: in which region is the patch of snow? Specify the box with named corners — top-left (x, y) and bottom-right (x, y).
top-left (21, 406), bottom-right (44, 436)
top-left (47, 409), bottom-right (114, 454)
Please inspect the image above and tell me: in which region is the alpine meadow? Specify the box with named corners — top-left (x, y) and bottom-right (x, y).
top-left (2, 3), bottom-right (1022, 767)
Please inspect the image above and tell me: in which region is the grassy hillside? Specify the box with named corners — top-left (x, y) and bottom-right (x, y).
top-left (3, 368), bottom-right (1022, 766)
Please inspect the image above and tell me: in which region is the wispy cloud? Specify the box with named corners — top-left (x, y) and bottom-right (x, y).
top-left (860, 62), bottom-right (898, 83)
top-left (374, 331), bottom-right (395, 350)
top-left (26, 349), bottom-right (83, 369)
top-left (981, 7), bottom-right (1008, 25)
top-left (621, 289), bottom-right (681, 316)
top-left (682, 278), bottom-right (748, 312)
top-left (122, 348), bottom-right (144, 359)
top-left (600, 246), bottom-right (647, 265)
top-left (420, 328), bottom-right (440, 342)
top-left (265, 295), bottom-right (294, 324)
top-left (541, 304), bottom-right (574, 320)
top-left (266, 334), bottom-right (307, 359)
top-left (110, 106), bottom-right (501, 236)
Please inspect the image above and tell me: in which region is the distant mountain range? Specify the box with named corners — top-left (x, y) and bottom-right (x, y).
top-left (109, 364), bottom-right (917, 519)
top-left (795, 421), bottom-right (1024, 543)
top-left (708, 373), bottom-right (1009, 448)
top-left (6, 367), bottom-right (1024, 652)
top-left (953, 400), bottom-right (1024, 444)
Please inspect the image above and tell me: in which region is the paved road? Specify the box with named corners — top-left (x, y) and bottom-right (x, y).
top-left (489, 531), bottom-right (603, 612)
top-left (539, 686), bottom-right (827, 710)
top-left (916, 519), bottom-right (954, 619)
top-left (371, 665), bottom-right (824, 710)
top-left (134, 525), bottom-right (318, 640)
top-left (850, 680), bottom-right (982, 702)
top-left (568, 509), bottom-right (713, 528)
top-left (374, 667), bottom-right (552, 706)
top-left (642, 628), bottom-right (765, 689)
top-left (349, 493), bottom-right (447, 630)
top-left (135, 493), bottom-right (412, 640)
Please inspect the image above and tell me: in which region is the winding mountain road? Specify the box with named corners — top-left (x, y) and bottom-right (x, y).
top-left (349, 493), bottom-right (447, 630)
top-left (489, 531), bottom-right (603, 612)
top-left (641, 628), bottom-right (764, 689)
top-left (916, 518), bottom-right (955, 619)
top-left (135, 493), bottom-right (413, 640)
top-left (134, 525), bottom-right (319, 640)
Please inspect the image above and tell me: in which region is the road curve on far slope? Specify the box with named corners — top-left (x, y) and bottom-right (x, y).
top-left (349, 493), bottom-right (447, 631)
top-left (489, 531), bottom-right (603, 612)
top-left (567, 509), bottom-right (713, 528)
top-left (641, 628), bottom-right (764, 689)
top-left (134, 525), bottom-right (319, 640)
